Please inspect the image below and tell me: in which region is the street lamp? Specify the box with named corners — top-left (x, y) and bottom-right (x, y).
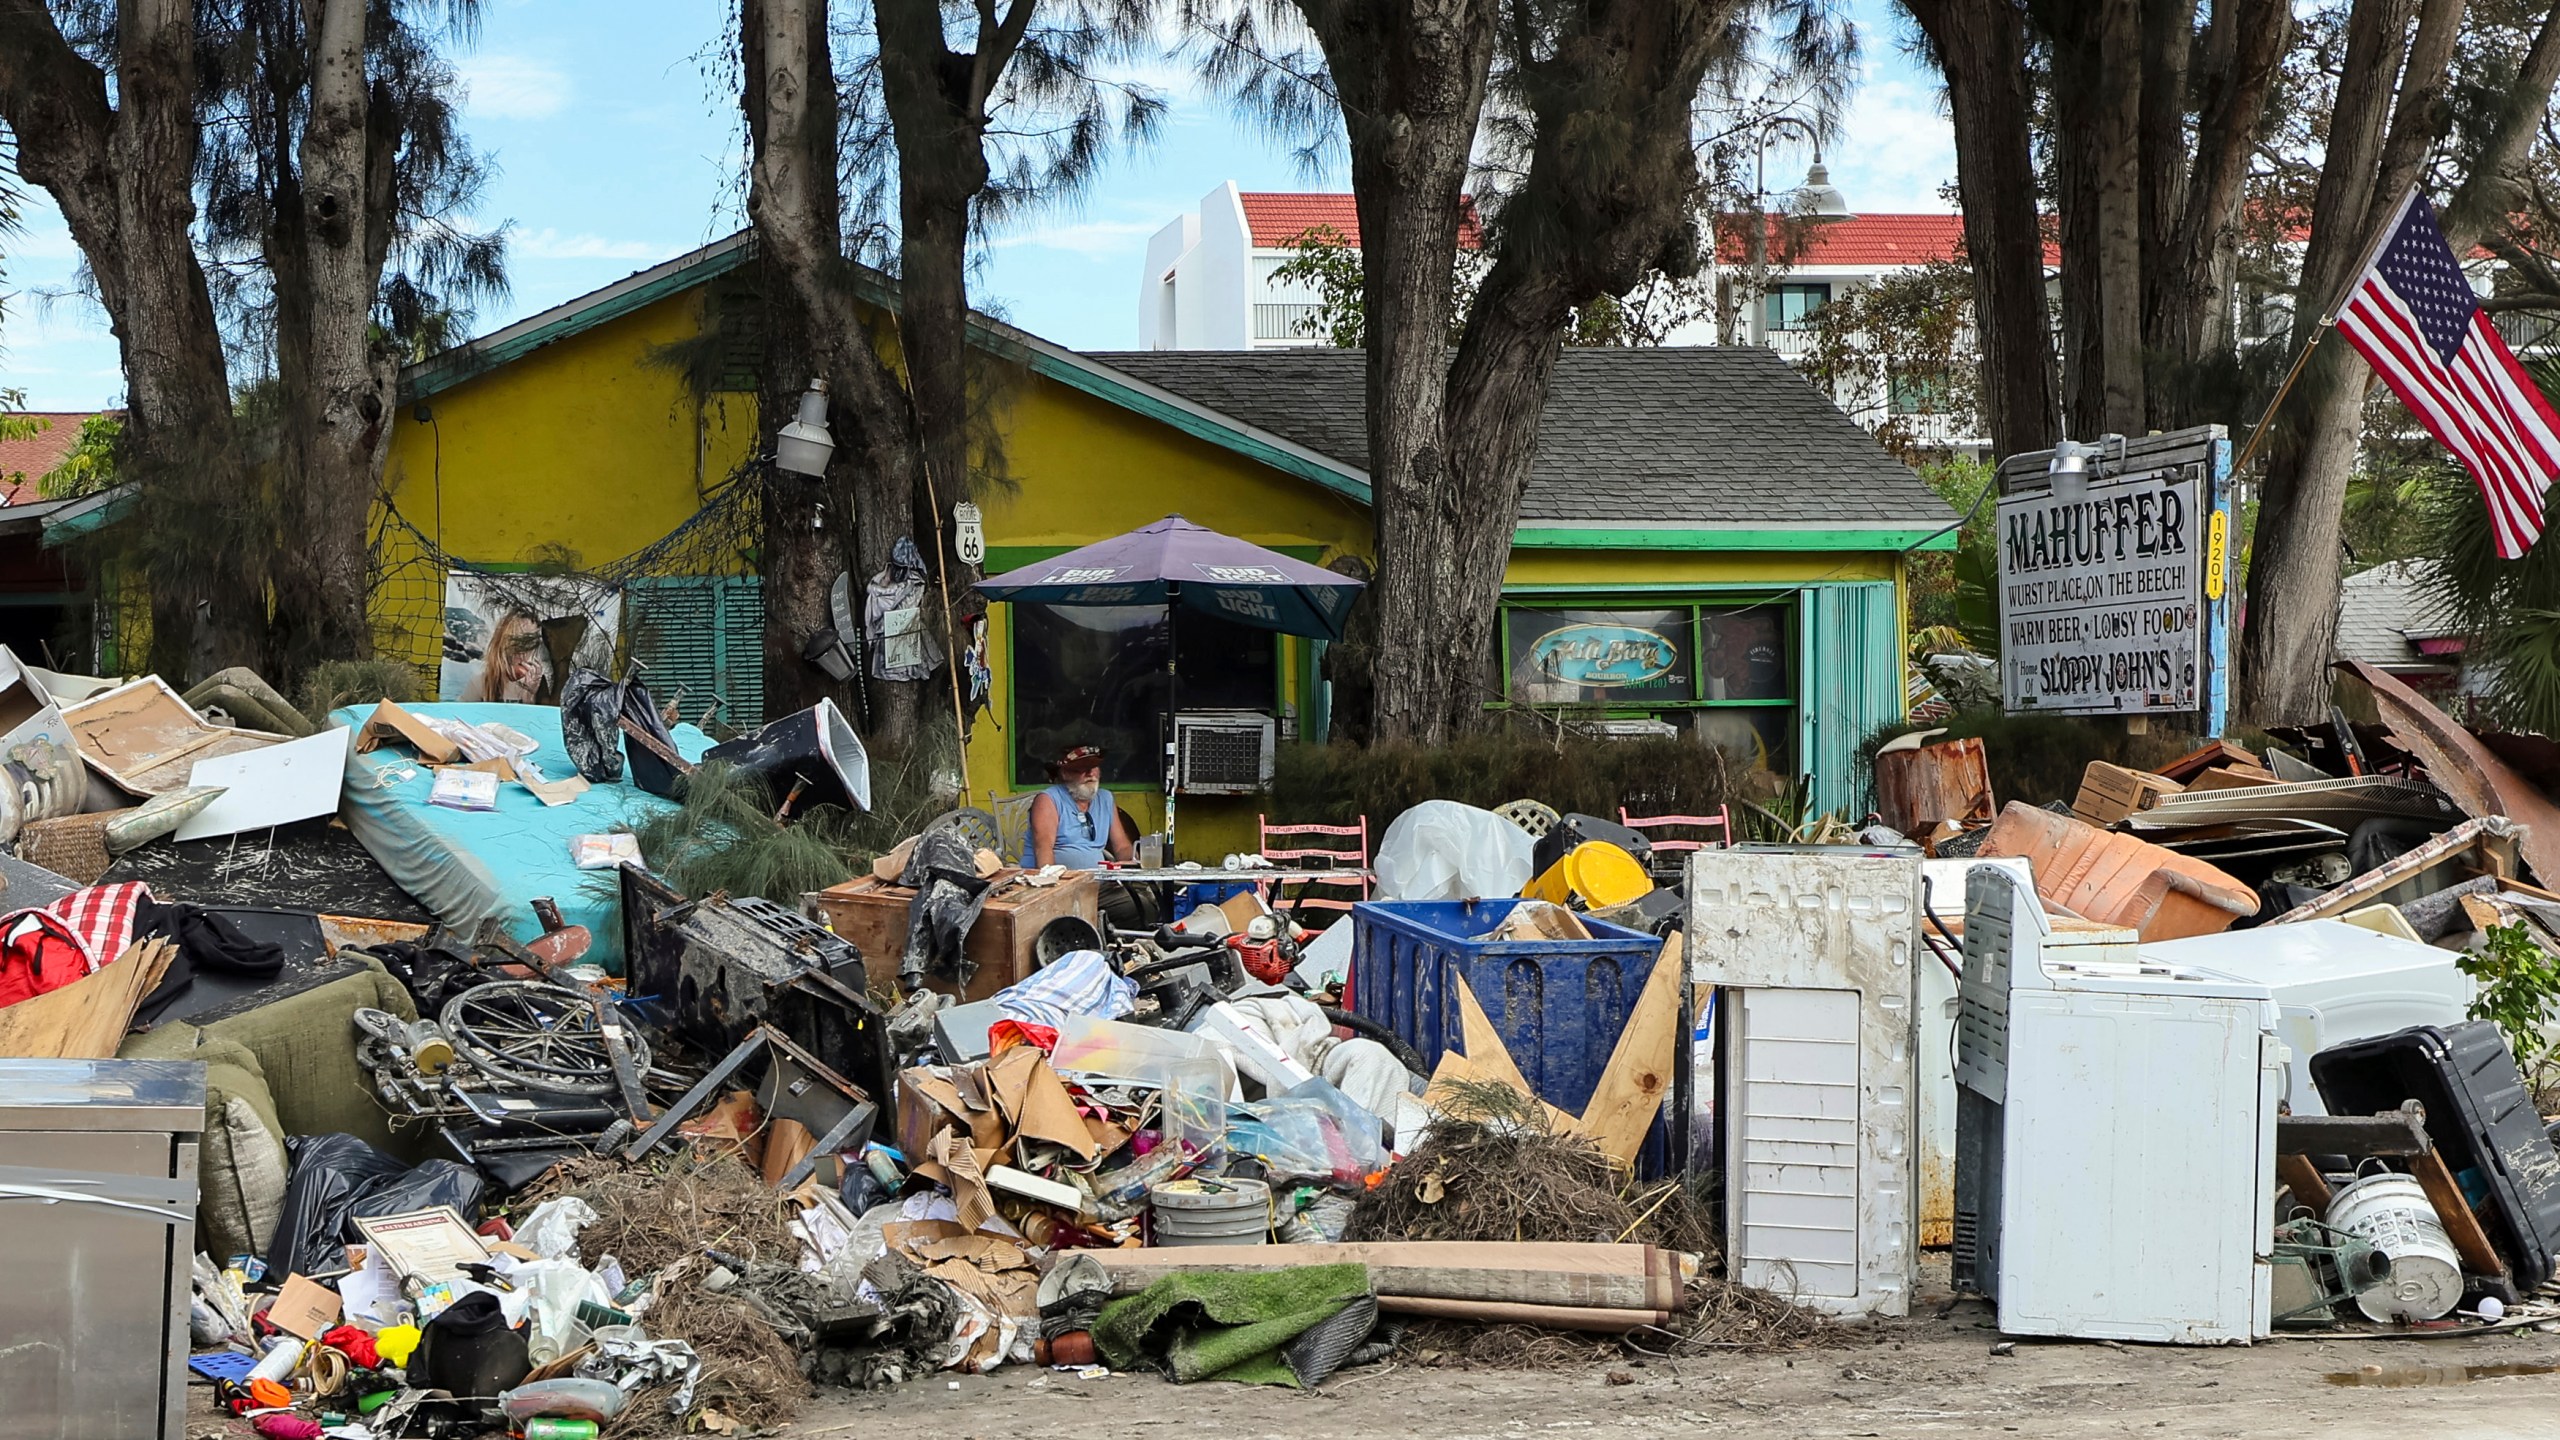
top-left (1743, 116), bottom-right (1854, 346)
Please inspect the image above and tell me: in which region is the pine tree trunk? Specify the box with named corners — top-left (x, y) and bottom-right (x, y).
top-left (876, 0), bottom-right (1006, 747)
top-left (2235, 0), bottom-right (2454, 725)
top-left (1297, 0), bottom-right (1497, 745)
top-left (2151, 0), bottom-right (2289, 416)
top-left (0, 0), bottom-right (257, 680)
top-left (288, 0), bottom-right (390, 669)
top-left (1904, 0), bottom-right (2058, 458)
top-left (744, 0), bottom-right (920, 746)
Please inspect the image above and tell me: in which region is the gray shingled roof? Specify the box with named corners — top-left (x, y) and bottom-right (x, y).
top-left (2337, 560), bottom-right (2458, 670)
top-left (1087, 346), bottom-right (1952, 531)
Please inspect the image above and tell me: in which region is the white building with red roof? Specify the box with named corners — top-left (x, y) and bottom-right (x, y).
top-left (1138, 180), bottom-right (2025, 451)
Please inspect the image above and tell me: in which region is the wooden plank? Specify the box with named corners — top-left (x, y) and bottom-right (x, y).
top-left (2156, 739), bottom-right (2263, 783)
top-left (1424, 1049), bottom-right (1575, 1132)
top-left (1569, 933), bottom-right (1686, 1165)
top-left (2277, 1104), bottom-right (2432, 1159)
top-left (2410, 1148), bottom-right (2510, 1280)
top-left (1380, 1295), bottom-right (1669, 1332)
top-left (2277, 1154), bottom-right (2333, 1214)
top-left (1092, 1240), bottom-right (1698, 1312)
top-left (0, 939), bottom-right (174, 1060)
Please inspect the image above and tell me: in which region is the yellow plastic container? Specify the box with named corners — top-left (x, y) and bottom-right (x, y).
top-left (1520, 841), bottom-right (1654, 910)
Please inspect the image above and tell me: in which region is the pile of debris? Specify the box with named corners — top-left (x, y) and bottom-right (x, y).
top-left (23, 636), bottom-right (2560, 1438)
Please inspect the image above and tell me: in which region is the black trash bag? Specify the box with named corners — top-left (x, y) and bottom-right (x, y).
top-left (897, 824), bottom-right (997, 990)
top-left (559, 669), bottom-right (683, 795)
top-left (409, 1290), bottom-right (529, 1424)
top-left (264, 1133), bottom-right (485, 1279)
top-left (367, 932), bottom-right (488, 1015)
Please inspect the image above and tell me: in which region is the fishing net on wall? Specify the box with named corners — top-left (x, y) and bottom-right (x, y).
top-left (364, 465), bottom-right (768, 735)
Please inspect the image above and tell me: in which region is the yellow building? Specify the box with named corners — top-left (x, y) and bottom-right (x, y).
top-left (63, 233), bottom-right (1952, 855)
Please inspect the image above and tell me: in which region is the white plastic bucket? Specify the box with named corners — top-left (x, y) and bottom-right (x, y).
top-left (1149, 1176), bottom-right (1271, 1247)
top-left (2326, 1172), bottom-right (2464, 1322)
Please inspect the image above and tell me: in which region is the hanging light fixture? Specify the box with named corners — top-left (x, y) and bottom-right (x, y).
top-left (2047, 437), bottom-right (2095, 503)
top-left (1795, 158), bottom-right (1855, 220)
top-left (775, 377), bottom-right (837, 478)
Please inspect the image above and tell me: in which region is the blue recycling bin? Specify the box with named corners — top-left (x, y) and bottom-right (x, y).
top-left (1349, 897), bottom-right (1673, 1173)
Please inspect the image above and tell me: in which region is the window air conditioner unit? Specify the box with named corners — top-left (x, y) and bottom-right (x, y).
top-left (1173, 711), bottom-right (1275, 795)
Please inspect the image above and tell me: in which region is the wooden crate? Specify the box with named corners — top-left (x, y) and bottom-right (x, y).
top-left (806, 869), bottom-right (1101, 1002)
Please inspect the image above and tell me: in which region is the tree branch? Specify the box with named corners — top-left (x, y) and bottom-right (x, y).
top-left (0, 0), bottom-right (118, 247)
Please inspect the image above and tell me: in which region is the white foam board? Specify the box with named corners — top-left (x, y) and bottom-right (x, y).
top-left (175, 725), bottom-right (353, 841)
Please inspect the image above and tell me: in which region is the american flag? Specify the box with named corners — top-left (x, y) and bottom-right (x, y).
top-left (2334, 190), bottom-right (2560, 558)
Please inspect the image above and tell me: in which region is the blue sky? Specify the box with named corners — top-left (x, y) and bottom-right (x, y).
top-left (0, 0), bottom-right (1954, 412)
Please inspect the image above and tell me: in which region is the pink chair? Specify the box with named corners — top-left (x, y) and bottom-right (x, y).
top-left (1256, 815), bottom-right (1373, 915)
top-left (1620, 804), bottom-right (1735, 876)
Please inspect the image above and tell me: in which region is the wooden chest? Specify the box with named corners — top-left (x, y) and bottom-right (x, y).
top-left (805, 869), bottom-right (1101, 1002)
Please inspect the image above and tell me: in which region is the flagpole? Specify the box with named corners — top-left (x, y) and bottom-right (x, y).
top-left (2229, 184), bottom-right (2422, 481)
top-left (2230, 320), bottom-right (2333, 479)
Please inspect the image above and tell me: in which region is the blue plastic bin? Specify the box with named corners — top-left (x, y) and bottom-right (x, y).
top-left (1349, 898), bottom-right (1673, 1172)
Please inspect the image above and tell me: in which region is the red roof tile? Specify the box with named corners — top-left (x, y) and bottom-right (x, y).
top-left (0, 411), bottom-right (112, 506)
top-left (1240, 192), bottom-right (1485, 250)
top-left (1719, 213), bottom-right (2062, 269)
top-left (1241, 196), bottom-right (2052, 269)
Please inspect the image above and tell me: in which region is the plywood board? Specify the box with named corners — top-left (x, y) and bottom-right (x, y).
top-left (1569, 933), bottom-right (1685, 1165)
top-left (0, 939), bottom-right (175, 1059)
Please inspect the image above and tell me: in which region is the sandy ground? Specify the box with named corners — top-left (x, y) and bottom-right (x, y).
top-left (774, 1299), bottom-right (2560, 1440)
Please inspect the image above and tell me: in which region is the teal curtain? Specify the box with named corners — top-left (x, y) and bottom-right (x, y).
top-left (1797, 581), bottom-right (1901, 819)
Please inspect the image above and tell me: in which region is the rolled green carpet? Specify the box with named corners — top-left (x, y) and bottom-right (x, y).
top-left (1094, 1261), bottom-right (1374, 1387)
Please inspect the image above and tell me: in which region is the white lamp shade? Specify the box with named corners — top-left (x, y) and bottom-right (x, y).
top-left (776, 421), bottom-right (835, 477)
top-left (1796, 161), bottom-right (1854, 220)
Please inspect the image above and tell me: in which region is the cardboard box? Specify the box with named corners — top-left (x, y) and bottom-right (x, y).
top-left (2071, 762), bottom-right (2184, 826)
top-left (808, 870), bottom-right (1100, 1002)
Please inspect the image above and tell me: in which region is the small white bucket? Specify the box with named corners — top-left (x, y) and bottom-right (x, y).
top-left (1149, 1176), bottom-right (1271, 1247)
top-left (2326, 1172), bottom-right (2465, 1323)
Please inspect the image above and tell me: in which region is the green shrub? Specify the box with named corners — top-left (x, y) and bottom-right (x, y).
top-left (1271, 730), bottom-right (1745, 838)
top-left (300, 658), bottom-right (419, 726)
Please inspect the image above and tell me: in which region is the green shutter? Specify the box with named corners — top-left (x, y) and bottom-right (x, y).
top-left (1798, 581), bottom-right (1902, 819)
top-left (626, 576), bottom-right (765, 731)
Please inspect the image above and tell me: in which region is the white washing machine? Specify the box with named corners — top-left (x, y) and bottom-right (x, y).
top-left (1955, 864), bottom-right (2282, 1344)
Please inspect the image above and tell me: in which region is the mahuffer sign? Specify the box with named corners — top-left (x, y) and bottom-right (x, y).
top-left (1999, 463), bottom-right (2205, 714)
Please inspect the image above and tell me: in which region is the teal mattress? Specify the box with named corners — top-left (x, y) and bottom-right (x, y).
top-left (332, 701), bottom-right (713, 973)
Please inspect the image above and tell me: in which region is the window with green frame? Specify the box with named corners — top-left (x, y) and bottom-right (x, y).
top-left (1500, 599), bottom-right (1795, 773)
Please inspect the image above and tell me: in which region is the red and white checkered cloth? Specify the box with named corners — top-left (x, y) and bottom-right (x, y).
top-left (0, 882), bottom-right (151, 1010)
top-left (11, 881), bottom-right (150, 973)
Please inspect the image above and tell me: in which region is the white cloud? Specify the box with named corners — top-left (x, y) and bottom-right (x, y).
top-left (510, 229), bottom-right (672, 261)
top-left (1823, 64), bottom-right (1957, 214)
top-left (458, 54), bottom-right (574, 122)
top-left (991, 217), bottom-right (1165, 258)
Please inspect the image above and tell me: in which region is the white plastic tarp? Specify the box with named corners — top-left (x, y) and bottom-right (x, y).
top-left (1371, 801), bottom-right (1533, 902)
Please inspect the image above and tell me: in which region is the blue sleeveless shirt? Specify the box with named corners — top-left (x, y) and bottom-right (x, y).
top-left (1029, 783), bottom-right (1119, 869)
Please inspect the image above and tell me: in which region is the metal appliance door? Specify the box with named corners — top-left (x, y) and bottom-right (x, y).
top-left (0, 1128), bottom-right (192, 1439)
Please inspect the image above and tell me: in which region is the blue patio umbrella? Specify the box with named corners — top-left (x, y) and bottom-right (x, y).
top-left (975, 515), bottom-right (1364, 850)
